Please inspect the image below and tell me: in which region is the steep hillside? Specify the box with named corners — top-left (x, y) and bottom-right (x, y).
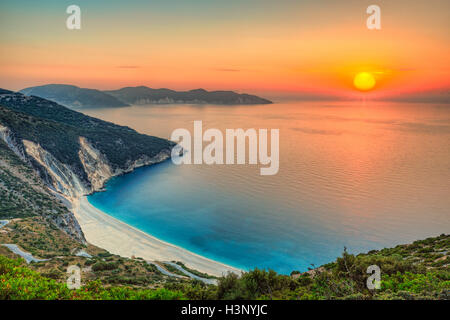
top-left (0, 89), bottom-right (195, 292)
top-left (20, 84), bottom-right (129, 109)
top-left (0, 216), bottom-right (186, 290)
top-left (0, 138), bottom-right (191, 290)
top-left (0, 139), bottom-right (84, 242)
top-left (0, 90), bottom-right (175, 198)
top-left (105, 86), bottom-right (273, 105)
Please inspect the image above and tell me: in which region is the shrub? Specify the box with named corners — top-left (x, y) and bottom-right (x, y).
top-left (0, 255), bottom-right (183, 300)
top-left (92, 261), bottom-right (118, 272)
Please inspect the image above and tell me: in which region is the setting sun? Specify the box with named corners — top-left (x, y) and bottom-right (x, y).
top-left (353, 72), bottom-right (376, 91)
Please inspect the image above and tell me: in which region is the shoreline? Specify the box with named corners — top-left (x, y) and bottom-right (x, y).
top-left (72, 196), bottom-right (243, 277)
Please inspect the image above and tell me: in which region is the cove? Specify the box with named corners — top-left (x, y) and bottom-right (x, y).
top-left (85, 101), bottom-right (450, 274)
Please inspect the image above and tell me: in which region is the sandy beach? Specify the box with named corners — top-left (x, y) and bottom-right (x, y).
top-left (73, 196), bottom-right (242, 277)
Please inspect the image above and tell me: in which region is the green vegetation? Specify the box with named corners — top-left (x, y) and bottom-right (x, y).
top-left (1, 225), bottom-right (448, 300)
top-left (0, 216), bottom-right (187, 288)
top-left (1, 217), bottom-right (81, 258)
top-left (165, 234), bottom-right (449, 300)
top-left (0, 255), bottom-right (183, 300)
top-left (92, 261), bottom-right (119, 272)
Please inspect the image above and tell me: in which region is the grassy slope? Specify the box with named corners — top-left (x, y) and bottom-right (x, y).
top-left (1, 234), bottom-right (448, 300)
top-left (0, 255), bottom-right (183, 300)
top-left (0, 217), bottom-right (191, 289)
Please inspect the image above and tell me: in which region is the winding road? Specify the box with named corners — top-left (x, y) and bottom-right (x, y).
top-left (147, 261), bottom-right (187, 279)
top-left (1, 244), bottom-right (49, 264)
top-left (1, 220), bottom-right (49, 263)
top-left (0, 220), bottom-right (9, 229)
top-left (163, 261), bottom-right (218, 285)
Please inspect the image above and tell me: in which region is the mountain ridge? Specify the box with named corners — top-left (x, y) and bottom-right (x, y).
top-left (105, 86), bottom-right (273, 105)
top-left (20, 84), bottom-right (129, 109)
top-left (19, 84), bottom-right (272, 108)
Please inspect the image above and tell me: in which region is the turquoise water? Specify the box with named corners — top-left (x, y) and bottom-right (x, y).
top-left (86, 101), bottom-right (450, 274)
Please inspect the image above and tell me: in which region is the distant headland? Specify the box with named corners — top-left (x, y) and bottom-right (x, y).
top-left (19, 84), bottom-right (272, 109)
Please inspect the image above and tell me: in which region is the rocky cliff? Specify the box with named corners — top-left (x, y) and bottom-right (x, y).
top-left (0, 122), bottom-right (172, 243)
top-left (0, 126), bottom-right (85, 243)
top-left (0, 90), bottom-right (175, 244)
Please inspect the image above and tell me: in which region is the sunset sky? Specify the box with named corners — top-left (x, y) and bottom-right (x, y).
top-left (0, 0), bottom-right (449, 100)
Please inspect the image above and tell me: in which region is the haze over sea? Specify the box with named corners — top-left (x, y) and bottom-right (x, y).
top-left (84, 101), bottom-right (450, 274)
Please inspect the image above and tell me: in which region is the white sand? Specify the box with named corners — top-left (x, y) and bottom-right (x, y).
top-left (73, 196), bottom-right (242, 277)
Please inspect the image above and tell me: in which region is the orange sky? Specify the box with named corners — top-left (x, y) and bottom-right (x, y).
top-left (0, 0), bottom-right (449, 99)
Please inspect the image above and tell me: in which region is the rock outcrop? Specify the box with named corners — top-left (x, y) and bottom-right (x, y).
top-left (23, 139), bottom-right (89, 198)
top-left (0, 124), bottom-right (28, 162)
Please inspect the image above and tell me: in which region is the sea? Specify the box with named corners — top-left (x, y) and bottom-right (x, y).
top-left (83, 101), bottom-right (450, 274)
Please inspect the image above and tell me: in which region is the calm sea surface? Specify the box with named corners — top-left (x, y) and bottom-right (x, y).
top-left (84, 101), bottom-right (450, 274)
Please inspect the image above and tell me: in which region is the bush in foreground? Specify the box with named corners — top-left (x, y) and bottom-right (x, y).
top-left (0, 256), bottom-right (183, 300)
